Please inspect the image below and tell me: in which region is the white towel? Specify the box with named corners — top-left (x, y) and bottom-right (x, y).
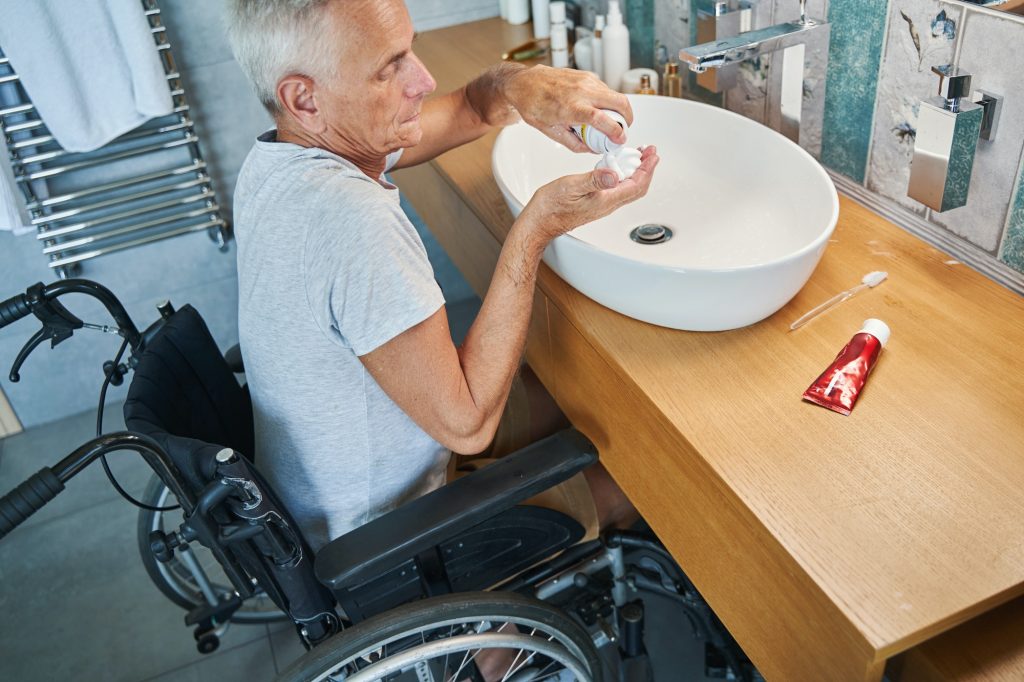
top-left (0, 156), bottom-right (30, 235)
top-left (0, 83), bottom-right (30, 234)
top-left (0, 0), bottom-right (174, 154)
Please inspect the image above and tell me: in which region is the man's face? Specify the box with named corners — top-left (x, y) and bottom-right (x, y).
top-left (316, 0), bottom-right (436, 158)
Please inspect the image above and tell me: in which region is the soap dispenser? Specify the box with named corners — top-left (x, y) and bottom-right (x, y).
top-left (602, 1), bottom-right (630, 92)
top-left (907, 65), bottom-right (1002, 212)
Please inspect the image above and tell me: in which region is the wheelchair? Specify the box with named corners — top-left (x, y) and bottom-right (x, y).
top-left (0, 279), bottom-right (754, 682)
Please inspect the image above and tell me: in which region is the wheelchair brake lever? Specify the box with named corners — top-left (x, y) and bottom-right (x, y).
top-left (8, 289), bottom-right (85, 382)
top-left (9, 327), bottom-right (51, 382)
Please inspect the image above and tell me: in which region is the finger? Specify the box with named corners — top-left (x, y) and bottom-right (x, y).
top-left (544, 125), bottom-right (591, 153)
top-left (590, 168), bottom-right (620, 192)
top-left (562, 168), bottom-right (619, 197)
top-left (587, 88), bottom-right (633, 127)
top-left (603, 152), bottom-right (659, 202)
top-left (585, 107), bottom-right (629, 145)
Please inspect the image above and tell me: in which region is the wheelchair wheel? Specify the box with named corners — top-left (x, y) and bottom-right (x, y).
top-left (279, 591), bottom-right (603, 682)
top-left (136, 474), bottom-right (286, 623)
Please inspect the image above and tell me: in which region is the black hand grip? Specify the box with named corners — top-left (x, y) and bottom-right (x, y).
top-left (0, 468), bottom-right (64, 540)
top-left (0, 293), bottom-right (31, 329)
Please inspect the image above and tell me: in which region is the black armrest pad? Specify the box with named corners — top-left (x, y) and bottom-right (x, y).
top-left (314, 428), bottom-right (597, 591)
top-left (224, 344), bottom-right (244, 374)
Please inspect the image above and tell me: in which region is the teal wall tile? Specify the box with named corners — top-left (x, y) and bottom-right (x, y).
top-left (626, 0), bottom-right (657, 69)
top-left (821, 0), bottom-right (889, 183)
top-left (941, 105), bottom-right (982, 212)
top-left (1001, 164), bottom-right (1024, 274)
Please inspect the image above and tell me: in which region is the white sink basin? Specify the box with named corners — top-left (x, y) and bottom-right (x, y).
top-left (491, 95), bottom-right (840, 331)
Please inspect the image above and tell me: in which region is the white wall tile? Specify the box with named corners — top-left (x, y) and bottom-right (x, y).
top-left (866, 0), bottom-right (959, 216)
top-left (181, 58), bottom-right (272, 215)
top-left (407, 0), bottom-right (501, 31)
top-left (157, 0), bottom-right (233, 72)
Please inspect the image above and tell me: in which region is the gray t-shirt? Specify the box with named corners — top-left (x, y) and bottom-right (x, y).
top-left (234, 130), bottom-right (449, 550)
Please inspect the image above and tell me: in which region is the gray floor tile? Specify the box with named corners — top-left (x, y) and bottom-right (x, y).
top-left (0, 401), bottom-right (153, 531)
top-left (269, 621), bottom-right (308, 674)
top-left (0, 495), bottom-right (267, 681)
top-left (144, 636), bottom-right (277, 682)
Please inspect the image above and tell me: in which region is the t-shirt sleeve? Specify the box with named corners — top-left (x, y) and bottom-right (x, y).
top-left (304, 179), bottom-right (444, 356)
top-left (384, 149), bottom-right (404, 172)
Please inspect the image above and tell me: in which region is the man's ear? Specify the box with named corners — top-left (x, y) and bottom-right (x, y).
top-left (277, 75), bottom-right (324, 134)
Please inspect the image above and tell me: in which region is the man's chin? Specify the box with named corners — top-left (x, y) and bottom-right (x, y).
top-left (395, 127), bottom-right (423, 150)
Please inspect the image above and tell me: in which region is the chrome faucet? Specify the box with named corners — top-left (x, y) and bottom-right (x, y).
top-left (679, 0), bottom-right (830, 144)
top-left (694, 0), bottom-right (753, 93)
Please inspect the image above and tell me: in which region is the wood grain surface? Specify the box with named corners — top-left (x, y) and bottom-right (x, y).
top-left (400, 17), bottom-right (1024, 681)
top-left (0, 387), bottom-right (20, 437)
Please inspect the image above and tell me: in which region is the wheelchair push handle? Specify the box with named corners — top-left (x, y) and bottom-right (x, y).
top-left (0, 279), bottom-right (141, 344)
top-left (0, 292), bottom-right (32, 330)
top-left (0, 279), bottom-right (144, 383)
top-left (0, 432), bottom-right (193, 542)
top-left (0, 468), bottom-right (64, 540)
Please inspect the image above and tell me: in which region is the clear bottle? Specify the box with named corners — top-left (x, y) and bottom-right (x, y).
top-left (637, 74), bottom-right (656, 95)
top-left (602, 1), bottom-right (630, 92)
top-left (532, 0), bottom-right (550, 39)
top-left (550, 2), bottom-right (569, 67)
top-left (663, 61), bottom-right (682, 98)
top-left (571, 109), bottom-right (628, 153)
top-left (507, 0), bottom-right (530, 25)
top-left (592, 15), bottom-right (605, 81)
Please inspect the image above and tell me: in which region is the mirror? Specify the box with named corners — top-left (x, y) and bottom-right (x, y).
top-left (956, 0), bottom-right (1024, 16)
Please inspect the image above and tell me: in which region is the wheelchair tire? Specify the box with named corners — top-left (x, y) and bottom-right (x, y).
top-left (278, 591), bottom-right (604, 682)
top-left (136, 474), bottom-right (287, 623)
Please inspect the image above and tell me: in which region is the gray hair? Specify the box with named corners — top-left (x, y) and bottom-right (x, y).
top-left (225, 0), bottom-right (341, 114)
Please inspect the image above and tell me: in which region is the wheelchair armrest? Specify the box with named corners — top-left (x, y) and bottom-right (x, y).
top-left (314, 428), bottom-right (597, 592)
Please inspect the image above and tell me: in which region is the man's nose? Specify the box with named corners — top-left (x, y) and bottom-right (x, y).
top-left (406, 54), bottom-right (436, 98)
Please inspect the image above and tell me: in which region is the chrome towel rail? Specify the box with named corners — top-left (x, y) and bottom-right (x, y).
top-left (0, 0), bottom-right (229, 277)
top-left (25, 161), bottom-right (207, 212)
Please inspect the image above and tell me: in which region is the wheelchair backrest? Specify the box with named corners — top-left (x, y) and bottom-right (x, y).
top-left (123, 305), bottom-right (338, 641)
top-left (123, 304), bottom-right (254, 489)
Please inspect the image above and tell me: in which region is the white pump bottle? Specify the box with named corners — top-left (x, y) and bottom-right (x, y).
top-left (602, 1), bottom-right (630, 92)
top-left (592, 15), bottom-right (605, 80)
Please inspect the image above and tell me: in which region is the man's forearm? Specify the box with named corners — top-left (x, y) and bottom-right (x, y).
top-left (392, 63), bottom-right (526, 170)
top-left (456, 221), bottom-right (546, 442)
top-left (462, 62), bottom-right (526, 126)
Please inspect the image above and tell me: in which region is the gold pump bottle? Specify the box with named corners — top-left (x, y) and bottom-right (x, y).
top-left (636, 74), bottom-right (656, 95)
top-left (663, 62), bottom-right (682, 98)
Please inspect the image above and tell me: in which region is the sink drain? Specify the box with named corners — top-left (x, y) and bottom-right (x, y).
top-left (630, 224), bottom-right (673, 245)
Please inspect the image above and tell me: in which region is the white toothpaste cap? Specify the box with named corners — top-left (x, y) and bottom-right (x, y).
top-left (860, 318), bottom-right (890, 347)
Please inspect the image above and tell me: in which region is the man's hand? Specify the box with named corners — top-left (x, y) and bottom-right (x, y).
top-left (502, 65), bottom-right (634, 153)
top-left (516, 145), bottom-right (659, 249)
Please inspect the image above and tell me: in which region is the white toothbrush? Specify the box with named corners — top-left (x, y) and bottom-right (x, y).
top-left (789, 271), bottom-right (888, 331)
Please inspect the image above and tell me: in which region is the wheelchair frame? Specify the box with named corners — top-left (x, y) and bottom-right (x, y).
top-left (0, 279), bottom-right (752, 682)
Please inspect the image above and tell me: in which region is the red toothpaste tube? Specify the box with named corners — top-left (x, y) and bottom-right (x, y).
top-left (803, 319), bottom-right (890, 415)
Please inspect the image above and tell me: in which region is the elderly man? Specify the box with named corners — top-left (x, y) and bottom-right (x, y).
top-left (226, 0), bottom-right (659, 552)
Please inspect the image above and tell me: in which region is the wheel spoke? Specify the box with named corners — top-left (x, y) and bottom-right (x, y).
top-left (447, 645), bottom-right (478, 682)
top-left (501, 627), bottom-right (540, 682)
top-left (442, 625), bottom-right (453, 679)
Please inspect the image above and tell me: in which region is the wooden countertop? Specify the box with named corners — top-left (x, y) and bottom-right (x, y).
top-left (400, 17), bottom-right (1024, 681)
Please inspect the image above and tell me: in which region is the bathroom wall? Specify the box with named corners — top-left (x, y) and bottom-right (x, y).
top-left (0, 0), bottom-right (497, 429)
top-left (589, 0), bottom-right (1024, 294)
